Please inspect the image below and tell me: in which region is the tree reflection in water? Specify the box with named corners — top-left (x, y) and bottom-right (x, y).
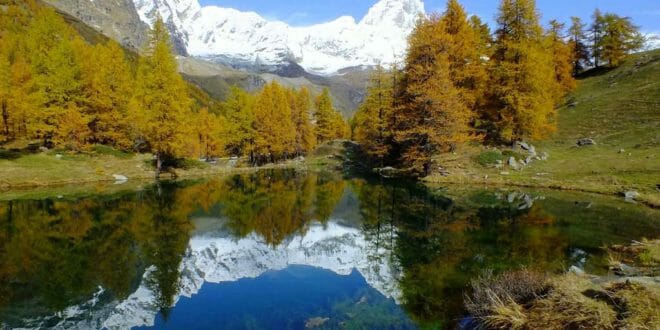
top-left (0, 170), bottom-right (658, 328)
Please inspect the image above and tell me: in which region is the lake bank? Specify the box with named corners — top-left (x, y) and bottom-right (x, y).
top-left (2, 145), bottom-right (659, 208)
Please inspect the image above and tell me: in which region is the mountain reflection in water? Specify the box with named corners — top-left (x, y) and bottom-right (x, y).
top-left (0, 170), bottom-right (658, 329)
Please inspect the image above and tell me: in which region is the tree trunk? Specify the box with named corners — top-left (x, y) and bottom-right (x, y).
top-left (2, 100), bottom-right (9, 137)
top-left (155, 153), bottom-right (162, 179)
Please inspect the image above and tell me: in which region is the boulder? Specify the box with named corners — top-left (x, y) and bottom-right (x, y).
top-left (528, 145), bottom-right (537, 156)
top-left (577, 138), bottom-right (596, 147)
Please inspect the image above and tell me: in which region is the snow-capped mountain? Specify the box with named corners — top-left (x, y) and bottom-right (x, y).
top-left (132, 0), bottom-right (425, 75)
top-left (17, 221), bottom-right (401, 329)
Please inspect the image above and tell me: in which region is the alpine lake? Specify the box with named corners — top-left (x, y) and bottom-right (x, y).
top-left (1, 170), bottom-right (658, 329)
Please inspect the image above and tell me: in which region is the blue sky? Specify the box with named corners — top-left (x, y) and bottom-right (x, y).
top-left (199, 0), bottom-right (660, 33)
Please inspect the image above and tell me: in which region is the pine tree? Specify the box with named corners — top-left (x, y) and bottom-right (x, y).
top-left (394, 15), bottom-right (473, 174)
top-left (223, 86), bottom-right (255, 157)
top-left (314, 88), bottom-right (336, 143)
top-left (289, 87), bottom-right (316, 155)
top-left (353, 65), bottom-right (394, 166)
top-left (195, 108), bottom-right (227, 159)
top-left (131, 17), bottom-right (192, 176)
top-left (590, 9), bottom-right (605, 68)
top-left (599, 13), bottom-right (644, 67)
top-left (469, 15), bottom-right (492, 59)
top-left (546, 20), bottom-right (576, 100)
top-left (25, 7), bottom-right (84, 146)
top-left (79, 40), bottom-right (134, 149)
top-left (441, 0), bottom-right (488, 111)
top-left (314, 88), bottom-right (346, 143)
top-left (489, 0), bottom-right (556, 142)
top-left (0, 47), bottom-right (10, 141)
top-left (7, 56), bottom-right (37, 140)
top-left (252, 82), bottom-right (295, 163)
top-left (569, 16), bottom-right (591, 75)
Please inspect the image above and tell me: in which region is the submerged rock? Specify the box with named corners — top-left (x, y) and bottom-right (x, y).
top-left (305, 317), bottom-right (330, 329)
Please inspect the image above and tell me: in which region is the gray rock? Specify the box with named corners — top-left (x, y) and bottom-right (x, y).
top-left (525, 156), bottom-right (533, 165)
top-left (112, 174), bottom-right (128, 184)
top-left (569, 265), bottom-right (586, 275)
top-left (577, 138), bottom-right (596, 146)
top-left (55, 154), bottom-right (63, 159)
top-left (528, 145), bottom-right (537, 156)
top-left (39, 146), bottom-right (49, 152)
top-left (518, 194), bottom-right (534, 210)
top-left (507, 192), bottom-right (518, 203)
top-left (540, 152), bottom-right (549, 160)
top-left (508, 157), bottom-right (521, 170)
top-left (619, 149), bottom-right (625, 154)
top-left (622, 190), bottom-right (640, 201)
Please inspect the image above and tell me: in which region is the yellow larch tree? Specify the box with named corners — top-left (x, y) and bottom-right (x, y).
top-left (223, 86), bottom-right (255, 158)
top-left (353, 65), bottom-right (394, 166)
top-left (314, 88), bottom-right (345, 143)
top-left (546, 20), bottom-right (577, 102)
top-left (252, 81), bottom-right (295, 163)
top-left (78, 40), bottom-right (134, 150)
top-left (195, 108), bottom-right (227, 160)
top-left (489, 0), bottom-right (556, 142)
top-left (131, 17), bottom-right (192, 175)
top-left (289, 87), bottom-right (316, 156)
top-left (393, 15), bottom-right (474, 174)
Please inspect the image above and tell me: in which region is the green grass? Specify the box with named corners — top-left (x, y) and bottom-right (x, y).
top-left (428, 49), bottom-right (660, 206)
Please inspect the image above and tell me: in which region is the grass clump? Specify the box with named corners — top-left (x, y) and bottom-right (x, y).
top-left (476, 150), bottom-right (504, 167)
top-left (465, 240), bottom-right (660, 329)
top-left (465, 269), bottom-right (548, 329)
top-left (606, 281), bottom-right (660, 329)
top-left (608, 239), bottom-right (660, 275)
top-left (526, 274), bottom-right (617, 329)
top-left (91, 144), bottom-right (134, 159)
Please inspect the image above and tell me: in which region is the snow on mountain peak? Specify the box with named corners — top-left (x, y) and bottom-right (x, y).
top-left (132, 0), bottom-right (426, 75)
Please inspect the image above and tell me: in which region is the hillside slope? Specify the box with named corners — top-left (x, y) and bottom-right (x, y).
top-left (427, 49), bottom-right (660, 205)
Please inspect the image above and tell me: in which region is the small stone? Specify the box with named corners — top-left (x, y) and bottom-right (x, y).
top-left (577, 138), bottom-right (596, 147)
top-left (55, 154), bottom-right (62, 159)
top-left (619, 149), bottom-right (625, 154)
top-left (500, 171), bottom-right (510, 175)
top-left (622, 190), bottom-right (639, 201)
top-left (508, 157), bottom-right (521, 170)
top-left (528, 145), bottom-right (537, 156)
top-left (569, 266), bottom-right (585, 275)
top-left (507, 192), bottom-right (518, 203)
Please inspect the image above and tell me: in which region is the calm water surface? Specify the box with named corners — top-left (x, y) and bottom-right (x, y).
top-left (0, 170), bottom-right (658, 329)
